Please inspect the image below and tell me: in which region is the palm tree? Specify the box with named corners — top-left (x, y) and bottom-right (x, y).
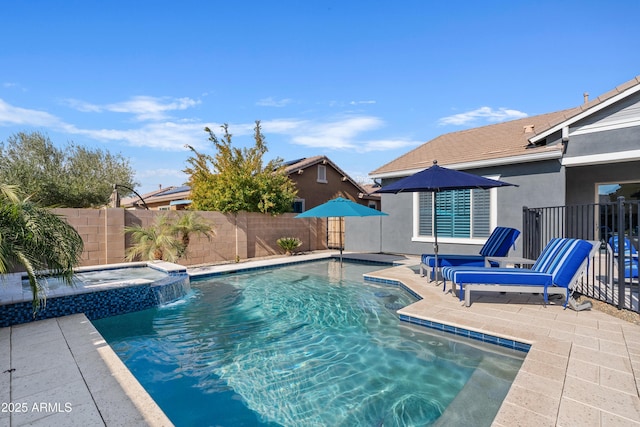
top-left (124, 214), bottom-right (182, 262)
top-left (0, 184), bottom-right (84, 312)
top-left (125, 212), bottom-right (215, 262)
top-left (172, 211), bottom-right (215, 258)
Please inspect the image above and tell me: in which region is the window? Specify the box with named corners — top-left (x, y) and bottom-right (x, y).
top-left (317, 165), bottom-right (327, 183)
top-left (293, 199), bottom-right (305, 213)
top-left (598, 182), bottom-right (640, 202)
top-left (417, 188), bottom-right (491, 240)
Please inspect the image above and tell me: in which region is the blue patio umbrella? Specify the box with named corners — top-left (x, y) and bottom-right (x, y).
top-left (296, 197), bottom-right (388, 264)
top-left (375, 160), bottom-right (517, 278)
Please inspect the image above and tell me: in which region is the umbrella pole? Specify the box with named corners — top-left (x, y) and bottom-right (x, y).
top-left (340, 217), bottom-right (343, 266)
top-left (434, 192), bottom-right (440, 286)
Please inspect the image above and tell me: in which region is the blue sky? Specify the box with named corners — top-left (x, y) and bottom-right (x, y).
top-left (1, 1), bottom-right (639, 195)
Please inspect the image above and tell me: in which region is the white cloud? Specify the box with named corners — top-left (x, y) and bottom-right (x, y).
top-left (256, 97), bottom-right (293, 107)
top-left (438, 107), bottom-right (528, 126)
top-left (64, 96), bottom-right (201, 121)
top-left (258, 116), bottom-right (420, 153)
top-left (0, 97), bottom-right (417, 155)
top-left (61, 99), bottom-right (103, 112)
top-left (0, 99), bottom-right (63, 127)
top-left (73, 121), bottom-right (210, 151)
top-left (0, 98), bottom-right (213, 151)
top-left (349, 100), bottom-right (376, 105)
top-left (289, 116), bottom-right (383, 150)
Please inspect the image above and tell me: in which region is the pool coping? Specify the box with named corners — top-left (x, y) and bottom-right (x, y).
top-left (0, 313), bottom-right (173, 426)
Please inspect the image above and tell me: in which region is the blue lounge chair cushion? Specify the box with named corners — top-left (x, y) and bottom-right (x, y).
top-left (421, 227), bottom-right (520, 279)
top-left (608, 236), bottom-right (639, 279)
top-left (446, 238), bottom-right (596, 306)
top-left (442, 237), bottom-right (566, 282)
top-left (422, 227), bottom-right (520, 267)
top-left (420, 254), bottom-right (487, 268)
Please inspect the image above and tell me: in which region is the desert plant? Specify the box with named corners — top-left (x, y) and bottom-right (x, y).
top-left (125, 212), bottom-right (215, 262)
top-left (172, 211), bottom-right (215, 258)
top-left (277, 237), bottom-right (302, 255)
top-left (0, 184), bottom-right (84, 313)
top-left (124, 214), bottom-right (182, 262)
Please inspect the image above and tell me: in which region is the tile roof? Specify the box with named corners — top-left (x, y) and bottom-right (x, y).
top-left (284, 156), bottom-right (325, 173)
top-left (371, 75), bottom-right (640, 176)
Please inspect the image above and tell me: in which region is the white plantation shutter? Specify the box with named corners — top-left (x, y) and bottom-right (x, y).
top-left (472, 189), bottom-right (491, 238)
top-left (418, 189), bottom-right (491, 239)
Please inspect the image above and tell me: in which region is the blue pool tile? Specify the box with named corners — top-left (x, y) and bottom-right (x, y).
top-left (398, 315), bottom-right (529, 354)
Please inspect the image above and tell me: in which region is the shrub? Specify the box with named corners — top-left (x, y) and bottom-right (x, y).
top-left (277, 237), bottom-right (302, 255)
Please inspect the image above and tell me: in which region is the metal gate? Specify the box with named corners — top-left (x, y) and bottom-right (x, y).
top-left (327, 217), bottom-right (344, 250)
top-left (522, 196), bottom-right (639, 312)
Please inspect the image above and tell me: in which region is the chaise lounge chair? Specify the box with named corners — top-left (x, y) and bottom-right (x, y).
top-left (608, 236), bottom-right (639, 279)
top-left (442, 238), bottom-right (599, 307)
top-left (420, 226), bottom-right (520, 281)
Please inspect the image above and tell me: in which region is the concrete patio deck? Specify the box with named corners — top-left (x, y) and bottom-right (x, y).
top-left (0, 315), bottom-right (172, 426)
top-left (1, 251), bottom-right (639, 426)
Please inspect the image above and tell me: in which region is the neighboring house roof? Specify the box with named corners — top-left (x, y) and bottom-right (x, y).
top-left (371, 75), bottom-right (640, 178)
top-left (121, 185), bottom-right (191, 208)
top-left (285, 155), bottom-right (368, 194)
top-left (359, 183), bottom-right (381, 201)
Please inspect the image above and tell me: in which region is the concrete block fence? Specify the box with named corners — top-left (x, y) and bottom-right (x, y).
top-left (53, 208), bottom-right (328, 267)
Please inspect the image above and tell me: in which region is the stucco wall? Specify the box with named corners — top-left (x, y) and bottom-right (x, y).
top-left (565, 126), bottom-right (640, 157)
top-left (566, 161), bottom-right (640, 206)
top-left (54, 209), bottom-right (327, 267)
top-left (346, 160), bottom-right (565, 256)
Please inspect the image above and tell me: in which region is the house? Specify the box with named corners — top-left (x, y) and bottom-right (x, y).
top-left (120, 185), bottom-right (191, 210)
top-left (284, 155), bottom-right (380, 212)
top-left (346, 75), bottom-right (640, 256)
top-left (120, 156), bottom-right (381, 212)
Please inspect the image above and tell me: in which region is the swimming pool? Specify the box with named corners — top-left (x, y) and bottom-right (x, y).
top-left (93, 260), bottom-right (525, 426)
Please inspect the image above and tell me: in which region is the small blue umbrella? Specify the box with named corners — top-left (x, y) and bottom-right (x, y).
top-left (296, 197), bottom-right (388, 264)
top-left (375, 160), bottom-right (516, 279)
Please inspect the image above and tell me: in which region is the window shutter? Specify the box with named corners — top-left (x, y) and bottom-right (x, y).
top-left (452, 189), bottom-right (471, 238)
top-left (436, 191), bottom-right (454, 237)
top-left (418, 192), bottom-right (432, 236)
top-left (418, 188), bottom-right (490, 239)
top-left (472, 189), bottom-right (491, 238)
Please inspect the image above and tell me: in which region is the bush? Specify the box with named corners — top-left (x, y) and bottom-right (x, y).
top-left (277, 237), bottom-right (302, 255)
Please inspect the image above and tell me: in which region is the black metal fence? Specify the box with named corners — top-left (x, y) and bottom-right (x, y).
top-left (522, 196), bottom-right (639, 313)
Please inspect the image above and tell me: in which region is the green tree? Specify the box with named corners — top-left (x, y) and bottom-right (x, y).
top-left (0, 184), bottom-right (84, 313)
top-left (124, 214), bottom-right (182, 262)
top-left (173, 211), bottom-right (215, 258)
top-left (125, 212), bottom-right (214, 262)
top-left (183, 121), bottom-right (297, 214)
top-left (0, 131), bottom-right (137, 207)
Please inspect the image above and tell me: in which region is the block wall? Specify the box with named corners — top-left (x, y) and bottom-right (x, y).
top-left (52, 208), bottom-right (328, 267)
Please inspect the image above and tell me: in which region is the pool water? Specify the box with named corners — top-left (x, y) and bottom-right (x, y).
top-left (93, 260), bottom-right (525, 426)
